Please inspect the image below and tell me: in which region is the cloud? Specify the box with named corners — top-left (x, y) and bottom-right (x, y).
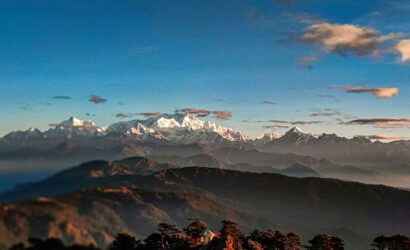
top-left (291, 121), bottom-right (322, 125)
top-left (89, 95), bottom-right (107, 104)
top-left (301, 22), bottom-right (400, 56)
top-left (212, 110), bottom-right (232, 120)
top-left (115, 113), bottom-right (130, 118)
top-left (263, 100), bottom-right (276, 105)
top-left (394, 39), bottom-right (410, 62)
top-left (180, 108), bottom-right (211, 117)
top-left (140, 112), bottom-right (162, 118)
top-left (270, 119), bottom-right (322, 125)
top-left (355, 134), bottom-right (407, 141)
top-left (297, 54), bottom-right (318, 68)
top-left (177, 108), bottom-right (232, 120)
top-left (345, 118), bottom-right (410, 128)
top-left (52, 96), bottom-right (71, 100)
top-left (263, 125), bottom-right (290, 129)
top-left (270, 120), bottom-right (290, 124)
top-left (331, 86), bottom-right (399, 98)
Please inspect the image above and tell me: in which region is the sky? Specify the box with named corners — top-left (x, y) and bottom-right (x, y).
top-left (1, 0), bottom-right (410, 139)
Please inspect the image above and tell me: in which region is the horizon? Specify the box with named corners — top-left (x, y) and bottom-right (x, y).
top-left (1, 0), bottom-right (410, 140)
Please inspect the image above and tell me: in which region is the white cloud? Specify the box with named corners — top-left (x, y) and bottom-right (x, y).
top-left (394, 39), bottom-right (410, 62)
top-left (301, 22), bottom-right (400, 56)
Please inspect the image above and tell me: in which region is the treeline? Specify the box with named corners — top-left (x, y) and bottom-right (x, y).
top-left (8, 219), bottom-right (410, 250)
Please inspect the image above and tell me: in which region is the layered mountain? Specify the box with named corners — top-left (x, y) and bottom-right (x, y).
top-left (1, 159), bottom-right (410, 249)
top-left (261, 127), bottom-right (410, 169)
top-left (2, 114), bottom-right (410, 189)
top-left (4, 117), bottom-right (107, 141)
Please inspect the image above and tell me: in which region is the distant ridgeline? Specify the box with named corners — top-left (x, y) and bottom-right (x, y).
top-left (8, 219), bottom-right (410, 250)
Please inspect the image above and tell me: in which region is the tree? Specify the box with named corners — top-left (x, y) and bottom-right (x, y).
top-left (286, 232), bottom-right (304, 250)
top-left (109, 233), bottom-right (142, 250)
top-left (26, 237), bottom-right (66, 250)
top-left (69, 244), bottom-right (101, 250)
top-left (243, 239), bottom-right (262, 250)
top-left (306, 234), bottom-right (344, 250)
top-left (9, 243), bottom-right (25, 250)
top-left (247, 230), bottom-right (265, 245)
top-left (157, 223), bottom-right (183, 248)
top-left (184, 218), bottom-right (207, 247)
top-left (207, 220), bottom-right (244, 250)
top-left (372, 236), bottom-right (389, 250)
top-left (143, 233), bottom-right (162, 250)
top-left (387, 235), bottom-right (410, 250)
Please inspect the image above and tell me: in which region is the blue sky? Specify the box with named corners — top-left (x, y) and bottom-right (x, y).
top-left (1, 0), bottom-right (410, 139)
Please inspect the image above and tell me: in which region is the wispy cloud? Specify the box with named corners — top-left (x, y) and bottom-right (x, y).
top-left (115, 113), bottom-right (131, 118)
top-left (115, 112), bottom-right (162, 119)
top-left (180, 108), bottom-right (210, 117)
top-left (355, 134), bottom-right (407, 140)
top-left (263, 100), bottom-right (276, 105)
top-left (310, 108), bottom-right (341, 117)
top-left (270, 119), bottom-right (322, 125)
top-left (177, 108), bottom-right (232, 120)
top-left (297, 54), bottom-right (318, 68)
top-left (263, 125), bottom-right (290, 129)
top-left (331, 86), bottom-right (399, 98)
top-left (89, 95), bottom-right (107, 104)
top-left (301, 22), bottom-right (401, 56)
top-left (345, 118), bottom-right (410, 128)
top-left (52, 96), bottom-right (71, 100)
top-left (212, 110), bottom-right (232, 120)
top-left (140, 112), bottom-right (162, 118)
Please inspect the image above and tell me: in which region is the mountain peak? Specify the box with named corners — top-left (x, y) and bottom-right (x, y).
top-left (60, 116), bottom-right (95, 127)
top-left (286, 127), bottom-right (309, 135)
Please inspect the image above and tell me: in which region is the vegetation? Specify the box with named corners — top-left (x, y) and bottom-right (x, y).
top-left (8, 218), bottom-right (410, 250)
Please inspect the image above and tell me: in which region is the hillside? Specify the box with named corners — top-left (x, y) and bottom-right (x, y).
top-left (1, 158), bottom-right (410, 249)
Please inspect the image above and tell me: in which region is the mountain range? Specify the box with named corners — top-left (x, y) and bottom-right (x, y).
top-left (1, 114), bottom-right (409, 189)
top-left (0, 156), bottom-right (409, 250)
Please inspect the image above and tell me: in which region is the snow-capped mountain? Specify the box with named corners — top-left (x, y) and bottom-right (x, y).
top-left (43, 116), bottom-right (107, 139)
top-left (2, 114), bottom-right (251, 145)
top-left (108, 113), bottom-right (250, 144)
top-left (3, 117), bottom-right (107, 141)
top-left (3, 128), bottom-right (43, 141)
top-left (253, 132), bottom-right (282, 146)
top-left (275, 127), bottom-right (315, 145)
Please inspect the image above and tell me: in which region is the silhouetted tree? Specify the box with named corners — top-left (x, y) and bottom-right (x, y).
top-left (247, 230), bottom-right (265, 245)
top-left (26, 237), bottom-right (66, 250)
top-left (246, 229), bottom-right (303, 250)
top-left (306, 234), bottom-right (344, 250)
top-left (184, 218), bottom-right (207, 247)
top-left (9, 243), bottom-right (25, 250)
top-left (69, 243), bottom-right (100, 250)
top-left (157, 223), bottom-right (184, 248)
top-left (109, 233), bottom-right (142, 250)
top-left (287, 232), bottom-right (304, 250)
top-left (207, 220), bottom-right (244, 250)
top-left (372, 236), bottom-right (389, 250)
top-left (386, 235), bottom-right (410, 250)
top-left (143, 233), bottom-right (162, 250)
